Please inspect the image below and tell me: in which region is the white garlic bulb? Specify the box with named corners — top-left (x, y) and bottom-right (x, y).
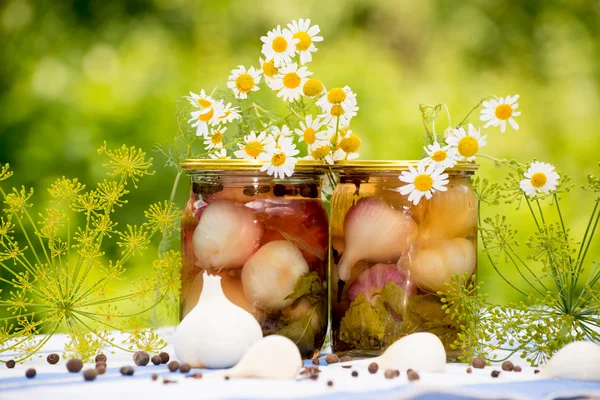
top-left (174, 273), bottom-right (263, 368)
top-left (541, 341), bottom-right (600, 381)
top-left (223, 335), bottom-right (302, 379)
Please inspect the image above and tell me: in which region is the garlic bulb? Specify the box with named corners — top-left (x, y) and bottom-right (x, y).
top-left (410, 238), bottom-right (476, 292)
top-left (338, 332), bottom-right (446, 372)
top-left (242, 240), bottom-right (309, 312)
top-left (174, 273), bottom-right (263, 368)
top-left (193, 201), bottom-right (263, 270)
top-left (347, 263), bottom-right (416, 304)
top-left (336, 197), bottom-right (418, 297)
top-left (223, 335), bottom-right (302, 379)
top-left (541, 341), bottom-right (600, 381)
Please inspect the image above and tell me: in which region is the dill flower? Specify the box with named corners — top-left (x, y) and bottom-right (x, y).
top-left (480, 94), bottom-right (521, 133)
top-left (287, 19), bottom-right (323, 65)
top-left (97, 143), bottom-right (155, 188)
top-left (519, 161), bottom-right (560, 197)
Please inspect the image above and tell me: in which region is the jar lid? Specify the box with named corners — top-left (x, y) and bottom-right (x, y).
top-left (180, 159), bottom-right (330, 172)
top-left (333, 160), bottom-right (478, 172)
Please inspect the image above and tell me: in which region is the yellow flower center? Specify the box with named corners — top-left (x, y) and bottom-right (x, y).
top-left (330, 105), bottom-right (345, 117)
top-left (236, 73), bottom-right (255, 93)
top-left (283, 72), bottom-right (301, 89)
top-left (303, 78), bottom-right (324, 97)
top-left (495, 104), bottom-right (513, 120)
top-left (414, 174), bottom-right (434, 192)
top-left (431, 150), bottom-right (447, 162)
top-left (311, 145), bottom-right (330, 160)
top-left (272, 36), bottom-right (288, 53)
top-left (271, 152), bottom-right (286, 166)
top-left (211, 131), bottom-right (223, 144)
top-left (218, 155), bottom-right (228, 160)
top-left (262, 59), bottom-right (278, 78)
top-left (457, 136), bottom-right (479, 158)
top-left (199, 108), bottom-right (214, 122)
top-left (530, 172), bottom-right (547, 188)
top-left (222, 110), bottom-right (231, 118)
top-left (303, 128), bottom-right (316, 144)
top-left (197, 98), bottom-right (212, 108)
top-left (340, 134), bottom-right (361, 153)
top-left (293, 31), bottom-right (312, 51)
top-left (245, 141), bottom-right (264, 158)
top-left (327, 88), bottom-right (346, 104)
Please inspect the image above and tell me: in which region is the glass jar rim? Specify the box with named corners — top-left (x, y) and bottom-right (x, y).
top-left (180, 159), bottom-right (330, 173)
top-left (333, 160), bottom-right (478, 173)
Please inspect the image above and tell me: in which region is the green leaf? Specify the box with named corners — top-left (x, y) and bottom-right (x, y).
top-left (339, 293), bottom-right (385, 349)
top-left (277, 310), bottom-right (315, 355)
top-left (285, 272), bottom-right (323, 303)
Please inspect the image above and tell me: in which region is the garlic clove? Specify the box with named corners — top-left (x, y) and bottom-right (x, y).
top-left (223, 335), bottom-right (303, 379)
top-left (174, 273), bottom-right (263, 369)
top-left (541, 341), bottom-right (600, 381)
top-left (410, 238), bottom-right (476, 292)
top-left (347, 263), bottom-right (416, 304)
top-left (193, 201), bottom-right (263, 270)
top-left (336, 197), bottom-right (418, 297)
top-left (242, 240), bottom-right (309, 312)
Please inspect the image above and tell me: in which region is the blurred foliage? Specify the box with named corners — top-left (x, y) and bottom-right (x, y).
top-left (1, 0), bottom-right (599, 303)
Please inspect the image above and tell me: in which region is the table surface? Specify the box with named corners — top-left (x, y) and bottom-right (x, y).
top-left (1, 328), bottom-right (599, 400)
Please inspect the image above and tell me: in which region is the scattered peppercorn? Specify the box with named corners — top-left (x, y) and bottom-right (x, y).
top-left (95, 354), bottom-right (107, 363)
top-left (466, 367), bottom-right (473, 374)
top-left (66, 358), bottom-right (83, 373)
top-left (83, 368), bottom-right (97, 381)
top-left (368, 362), bottom-right (379, 374)
top-left (394, 370), bottom-right (400, 377)
top-left (133, 351), bottom-right (150, 366)
top-left (25, 368), bottom-right (36, 378)
top-left (168, 361), bottom-right (180, 372)
top-left (491, 370), bottom-right (500, 378)
top-left (501, 361), bottom-right (514, 372)
top-left (471, 357), bottom-right (485, 369)
top-left (514, 366), bottom-right (522, 372)
top-left (180, 363), bottom-right (191, 373)
top-left (325, 354), bottom-right (339, 364)
top-left (6, 360), bottom-right (15, 368)
top-left (384, 369), bottom-right (396, 379)
top-left (340, 355), bottom-right (353, 362)
top-left (273, 184), bottom-right (287, 197)
top-left (159, 352), bottom-right (170, 364)
top-left (163, 379), bottom-right (177, 385)
top-left (47, 353), bottom-right (60, 365)
top-left (327, 380), bottom-right (334, 387)
top-left (224, 376), bottom-right (230, 380)
top-left (151, 374), bottom-right (158, 381)
top-left (96, 365), bottom-right (106, 375)
top-left (258, 186), bottom-right (270, 194)
top-left (187, 373), bottom-right (203, 379)
top-left (150, 355), bottom-right (161, 365)
top-left (312, 358), bottom-right (320, 366)
top-left (534, 369), bottom-right (540, 374)
top-left (243, 187), bottom-right (256, 197)
top-left (342, 365), bottom-right (351, 369)
top-left (407, 370), bottom-right (420, 382)
top-left (95, 362), bottom-right (106, 369)
top-left (120, 366), bottom-right (134, 376)
top-left (351, 371), bottom-right (359, 377)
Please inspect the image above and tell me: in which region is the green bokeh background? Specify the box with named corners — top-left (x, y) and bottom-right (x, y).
top-left (1, 0), bottom-right (599, 305)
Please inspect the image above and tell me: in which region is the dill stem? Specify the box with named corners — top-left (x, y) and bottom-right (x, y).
top-left (524, 196), bottom-right (541, 231)
top-left (457, 96), bottom-right (494, 128)
top-left (14, 323), bottom-right (59, 363)
top-left (577, 201), bottom-right (600, 277)
top-left (69, 313), bottom-right (132, 353)
top-left (510, 250), bottom-right (549, 292)
top-left (506, 251), bottom-right (544, 296)
top-left (553, 193), bottom-right (566, 235)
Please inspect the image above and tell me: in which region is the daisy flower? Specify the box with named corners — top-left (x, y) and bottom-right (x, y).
top-left (333, 131), bottom-right (361, 161)
top-left (234, 131), bottom-right (268, 160)
top-left (302, 78), bottom-right (325, 98)
top-left (399, 163), bottom-right (449, 205)
top-left (422, 142), bottom-right (460, 169)
top-left (287, 18), bottom-right (323, 65)
top-left (270, 125), bottom-right (293, 142)
top-left (307, 141), bottom-right (334, 165)
top-left (204, 126), bottom-right (227, 150)
top-left (295, 115), bottom-right (327, 146)
top-left (519, 161), bottom-right (560, 197)
top-left (209, 149), bottom-right (230, 160)
top-left (188, 101), bottom-right (225, 137)
top-left (185, 89), bottom-right (214, 108)
top-left (270, 63), bottom-right (312, 102)
top-left (261, 25), bottom-right (298, 68)
top-left (218, 103), bottom-right (241, 124)
top-left (317, 86), bottom-right (359, 126)
top-left (260, 57), bottom-right (279, 90)
top-left (446, 124), bottom-right (487, 161)
top-left (480, 94), bottom-right (521, 133)
top-left (259, 136), bottom-right (300, 179)
top-left (226, 65), bottom-right (262, 99)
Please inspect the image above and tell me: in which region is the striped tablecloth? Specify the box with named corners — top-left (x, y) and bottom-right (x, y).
top-left (1, 328), bottom-right (599, 400)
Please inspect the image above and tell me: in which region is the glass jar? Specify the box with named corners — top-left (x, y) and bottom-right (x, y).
top-left (180, 159), bottom-right (330, 358)
top-left (330, 160), bottom-right (478, 360)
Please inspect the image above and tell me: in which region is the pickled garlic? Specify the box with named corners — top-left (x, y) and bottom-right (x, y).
top-left (193, 201), bottom-right (263, 270)
top-left (409, 238), bottom-right (476, 292)
top-left (347, 263), bottom-right (416, 304)
top-left (174, 273), bottom-right (263, 368)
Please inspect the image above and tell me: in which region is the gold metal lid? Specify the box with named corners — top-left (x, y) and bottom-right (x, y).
top-left (333, 160), bottom-right (478, 172)
top-left (180, 159), bottom-right (330, 172)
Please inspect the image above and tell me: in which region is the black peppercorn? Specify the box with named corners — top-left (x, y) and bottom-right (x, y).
top-left (300, 185), bottom-right (319, 198)
top-left (258, 186), bottom-right (270, 194)
top-left (491, 370), bottom-right (501, 378)
top-left (471, 357), bottom-right (485, 369)
top-left (96, 365), bottom-right (106, 375)
top-left (342, 365), bottom-right (351, 369)
top-left (466, 367), bottom-right (473, 374)
top-left (312, 358), bottom-right (320, 366)
top-left (95, 362), bottom-right (106, 369)
top-left (327, 380), bottom-right (333, 387)
top-left (47, 353), bottom-right (60, 365)
top-left (120, 365), bottom-right (134, 376)
top-left (66, 358), bottom-right (83, 373)
top-left (501, 361), bottom-right (514, 371)
top-left (384, 369), bottom-right (396, 379)
top-left (151, 374), bottom-right (158, 381)
top-left (159, 352), bottom-right (170, 364)
top-left (407, 369), bottom-right (420, 382)
top-left (340, 355), bottom-right (353, 362)
top-left (83, 368), bottom-right (97, 381)
top-left (224, 376), bottom-right (230, 380)
top-left (188, 373), bottom-right (203, 379)
top-left (151, 355), bottom-right (162, 365)
top-left (180, 363), bottom-right (191, 373)
top-left (25, 368), bottom-right (36, 378)
top-left (534, 369), bottom-right (540, 374)
top-left (243, 186), bottom-right (257, 197)
top-left (6, 359), bottom-right (15, 368)
top-left (351, 371), bottom-right (358, 377)
top-left (95, 354), bottom-right (107, 363)
top-left (368, 362), bottom-right (378, 374)
top-left (273, 184), bottom-right (287, 197)
top-left (514, 366), bottom-right (522, 372)
top-left (168, 361), bottom-right (180, 372)
top-left (325, 354), bottom-right (339, 364)
top-left (133, 351), bottom-right (150, 366)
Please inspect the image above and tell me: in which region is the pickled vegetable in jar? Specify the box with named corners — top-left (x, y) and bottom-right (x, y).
top-left (330, 160), bottom-right (478, 360)
top-left (180, 159), bottom-right (329, 359)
